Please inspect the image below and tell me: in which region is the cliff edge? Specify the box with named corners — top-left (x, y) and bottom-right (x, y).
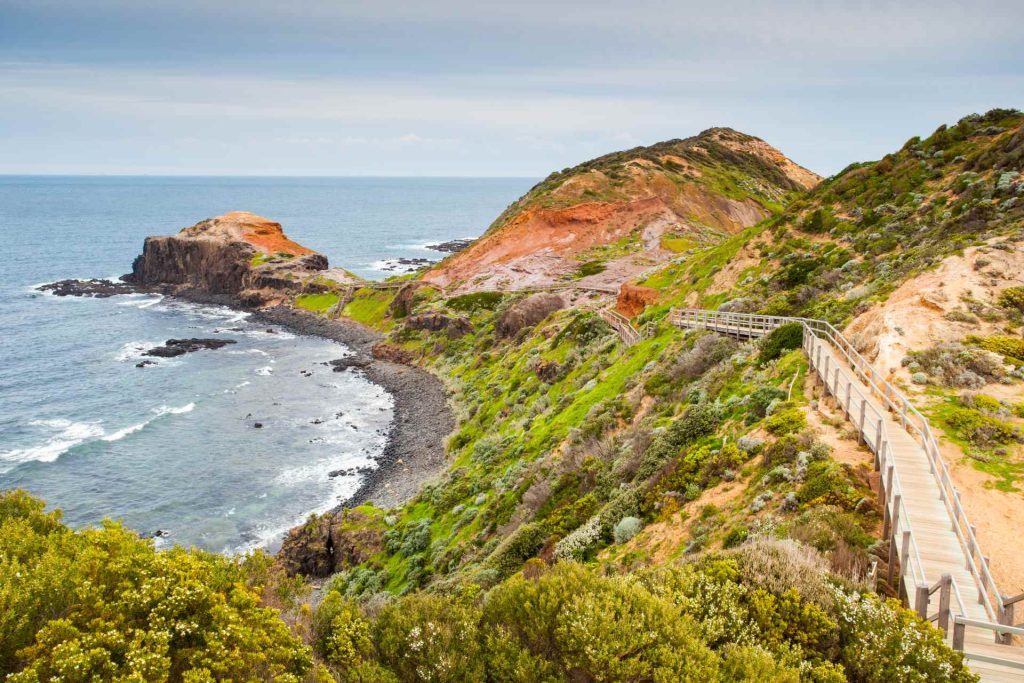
top-left (127, 211), bottom-right (354, 306)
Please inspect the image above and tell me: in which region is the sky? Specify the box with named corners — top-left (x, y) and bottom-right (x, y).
top-left (1, 0), bottom-right (1022, 177)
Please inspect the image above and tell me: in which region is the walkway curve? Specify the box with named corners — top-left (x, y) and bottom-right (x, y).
top-left (671, 308), bottom-right (1024, 682)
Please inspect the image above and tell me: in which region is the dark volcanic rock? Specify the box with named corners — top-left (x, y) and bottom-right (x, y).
top-left (143, 338), bottom-right (237, 358)
top-left (38, 278), bottom-right (136, 298)
top-left (405, 312), bottom-right (474, 337)
top-left (125, 212), bottom-right (329, 307)
top-left (378, 257), bottom-right (432, 272)
top-left (426, 238), bottom-right (474, 253)
top-left (496, 293), bottom-right (566, 337)
top-left (330, 355), bottom-right (373, 371)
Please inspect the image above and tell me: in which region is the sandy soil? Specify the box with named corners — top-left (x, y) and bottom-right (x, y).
top-left (845, 241), bottom-right (1024, 380)
top-left (939, 437), bottom-right (1024, 597)
top-left (842, 240), bottom-right (1024, 600)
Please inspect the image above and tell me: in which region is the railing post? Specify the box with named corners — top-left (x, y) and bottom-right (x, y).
top-left (952, 619), bottom-right (966, 651)
top-left (997, 598), bottom-right (1013, 645)
top-left (875, 419), bottom-right (883, 456)
top-left (938, 574), bottom-right (952, 633)
top-left (915, 585), bottom-right (930, 620)
top-left (887, 495), bottom-right (901, 587)
top-left (844, 380), bottom-right (852, 416)
top-left (900, 530), bottom-right (911, 579)
top-left (858, 398), bottom-right (867, 442)
top-left (967, 524), bottom-right (976, 570)
top-left (822, 355), bottom-right (831, 395)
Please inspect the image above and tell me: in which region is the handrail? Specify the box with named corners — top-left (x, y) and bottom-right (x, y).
top-left (599, 307), bottom-right (644, 346)
top-left (669, 308), bottom-right (1006, 634)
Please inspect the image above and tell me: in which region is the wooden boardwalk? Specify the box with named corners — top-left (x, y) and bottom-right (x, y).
top-left (672, 309), bottom-right (1024, 682)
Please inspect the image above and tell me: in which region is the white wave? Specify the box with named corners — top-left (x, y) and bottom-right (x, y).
top-left (115, 294), bottom-right (164, 309)
top-left (100, 403), bottom-right (195, 443)
top-left (255, 366), bottom-right (273, 376)
top-left (114, 340), bottom-right (162, 362)
top-left (0, 419), bottom-right (105, 466)
top-left (226, 348), bottom-right (270, 356)
top-left (101, 421), bottom-right (148, 442)
top-left (369, 258), bottom-right (432, 275)
top-left (154, 402), bottom-right (195, 416)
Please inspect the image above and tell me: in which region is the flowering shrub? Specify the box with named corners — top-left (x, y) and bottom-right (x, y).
top-left (1, 490), bottom-right (312, 682)
top-left (833, 590), bottom-right (977, 683)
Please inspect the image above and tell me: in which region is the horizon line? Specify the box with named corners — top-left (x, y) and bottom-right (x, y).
top-left (0, 173), bottom-right (541, 179)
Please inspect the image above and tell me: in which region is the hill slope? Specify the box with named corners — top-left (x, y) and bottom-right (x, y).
top-left (424, 128), bottom-right (819, 292)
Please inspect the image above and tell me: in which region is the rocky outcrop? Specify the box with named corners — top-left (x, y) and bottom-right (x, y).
top-left (143, 338), bottom-right (237, 358)
top-left (616, 283), bottom-right (658, 317)
top-left (277, 510), bottom-right (384, 578)
top-left (372, 342), bottom-right (415, 364)
top-left (405, 313), bottom-right (474, 338)
top-left (37, 279), bottom-right (136, 298)
top-left (496, 293), bottom-right (566, 337)
top-left (126, 212), bottom-right (328, 307)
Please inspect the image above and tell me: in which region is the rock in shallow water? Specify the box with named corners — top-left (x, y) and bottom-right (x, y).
top-left (37, 278), bottom-right (136, 297)
top-left (143, 338), bottom-right (237, 358)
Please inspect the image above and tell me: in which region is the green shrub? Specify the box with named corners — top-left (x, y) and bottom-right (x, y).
top-left (834, 591), bottom-right (977, 683)
top-left (797, 462), bottom-right (858, 508)
top-left (613, 516), bottom-right (644, 544)
top-left (373, 593), bottom-right (483, 682)
top-left (946, 406), bottom-right (1019, 446)
top-left (758, 323), bottom-right (804, 365)
top-left (446, 291), bottom-right (503, 312)
top-left (762, 435), bottom-right (802, 467)
top-left (765, 408), bottom-right (807, 436)
top-left (482, 563), bottom-right (720, 682)
top-left (0, 491), bottom-right (312, 682)
top-left (966, 334), bottom-right (1024, 361)
top-left (576, 260), bottom-right (607, 277)
top-left (746, 385), bottom-right (787, 421)
top-left (722, 526), bottom-right (749, 549)
top-left (487, 522), bottom-right (550, 579)
top-left (998, 286), bottom-right (1024, 313)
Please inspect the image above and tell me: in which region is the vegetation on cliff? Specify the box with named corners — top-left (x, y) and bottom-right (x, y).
top-left (9, 111), bottom-right (1023, 681)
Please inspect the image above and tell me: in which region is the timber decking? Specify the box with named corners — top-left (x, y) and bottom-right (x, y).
top-left (672, 309), bottom-right (1024, 682)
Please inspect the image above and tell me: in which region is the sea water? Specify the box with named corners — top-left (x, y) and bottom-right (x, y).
top-left (0, 176), bottom-right (533, 552)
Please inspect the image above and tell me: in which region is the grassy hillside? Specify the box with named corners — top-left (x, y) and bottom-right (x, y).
top-left (8, 112), bottom-right (1021, 681)
top-left (248, 112), bottom-right (1022, 681)
top-left (634, 109), bottom-right (1024, 325)
top-left (486, 127), bottom-right (820, 233)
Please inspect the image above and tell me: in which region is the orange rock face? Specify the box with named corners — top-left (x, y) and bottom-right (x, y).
top-left (181, 211), bottom-right (315, 256)
top-left (616, 283), bottom-right (659, 317)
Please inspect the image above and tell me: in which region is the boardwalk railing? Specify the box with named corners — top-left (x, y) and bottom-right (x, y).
top-left (599, 308), bottom-right (651, 346)
top-left (670, 308), bottom-right (1023, 670)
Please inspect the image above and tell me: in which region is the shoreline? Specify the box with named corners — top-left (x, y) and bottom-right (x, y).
top-left (251, 305), bottom-right (454, 512)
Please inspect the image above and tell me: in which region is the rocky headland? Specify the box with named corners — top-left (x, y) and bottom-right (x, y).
top-left (123, 211), bottom-right (356, 307)
top-left (42, 210), bottom-right (455, 545)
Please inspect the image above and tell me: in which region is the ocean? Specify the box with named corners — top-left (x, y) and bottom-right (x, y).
top-left (0, 176), bottom-right (534, 553)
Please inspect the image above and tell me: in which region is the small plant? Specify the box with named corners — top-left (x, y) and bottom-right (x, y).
top-left (447, 291), bottom-right (503, 312)
top-left (998, 286), bottom-right (1024, 313)
top-left (757, 323), bottom-right (804, 365)
top-left (765, 408), bottom-right (807, 436)
top-left (576, 260), bottom-right (607, 277)
top-left (966, 334), bottom-right (1024, 362)
top-left (613, 516), bottom-right (644, 544)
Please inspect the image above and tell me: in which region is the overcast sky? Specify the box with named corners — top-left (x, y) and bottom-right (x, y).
top-left (1, 0), bottom-right (1021, 177)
